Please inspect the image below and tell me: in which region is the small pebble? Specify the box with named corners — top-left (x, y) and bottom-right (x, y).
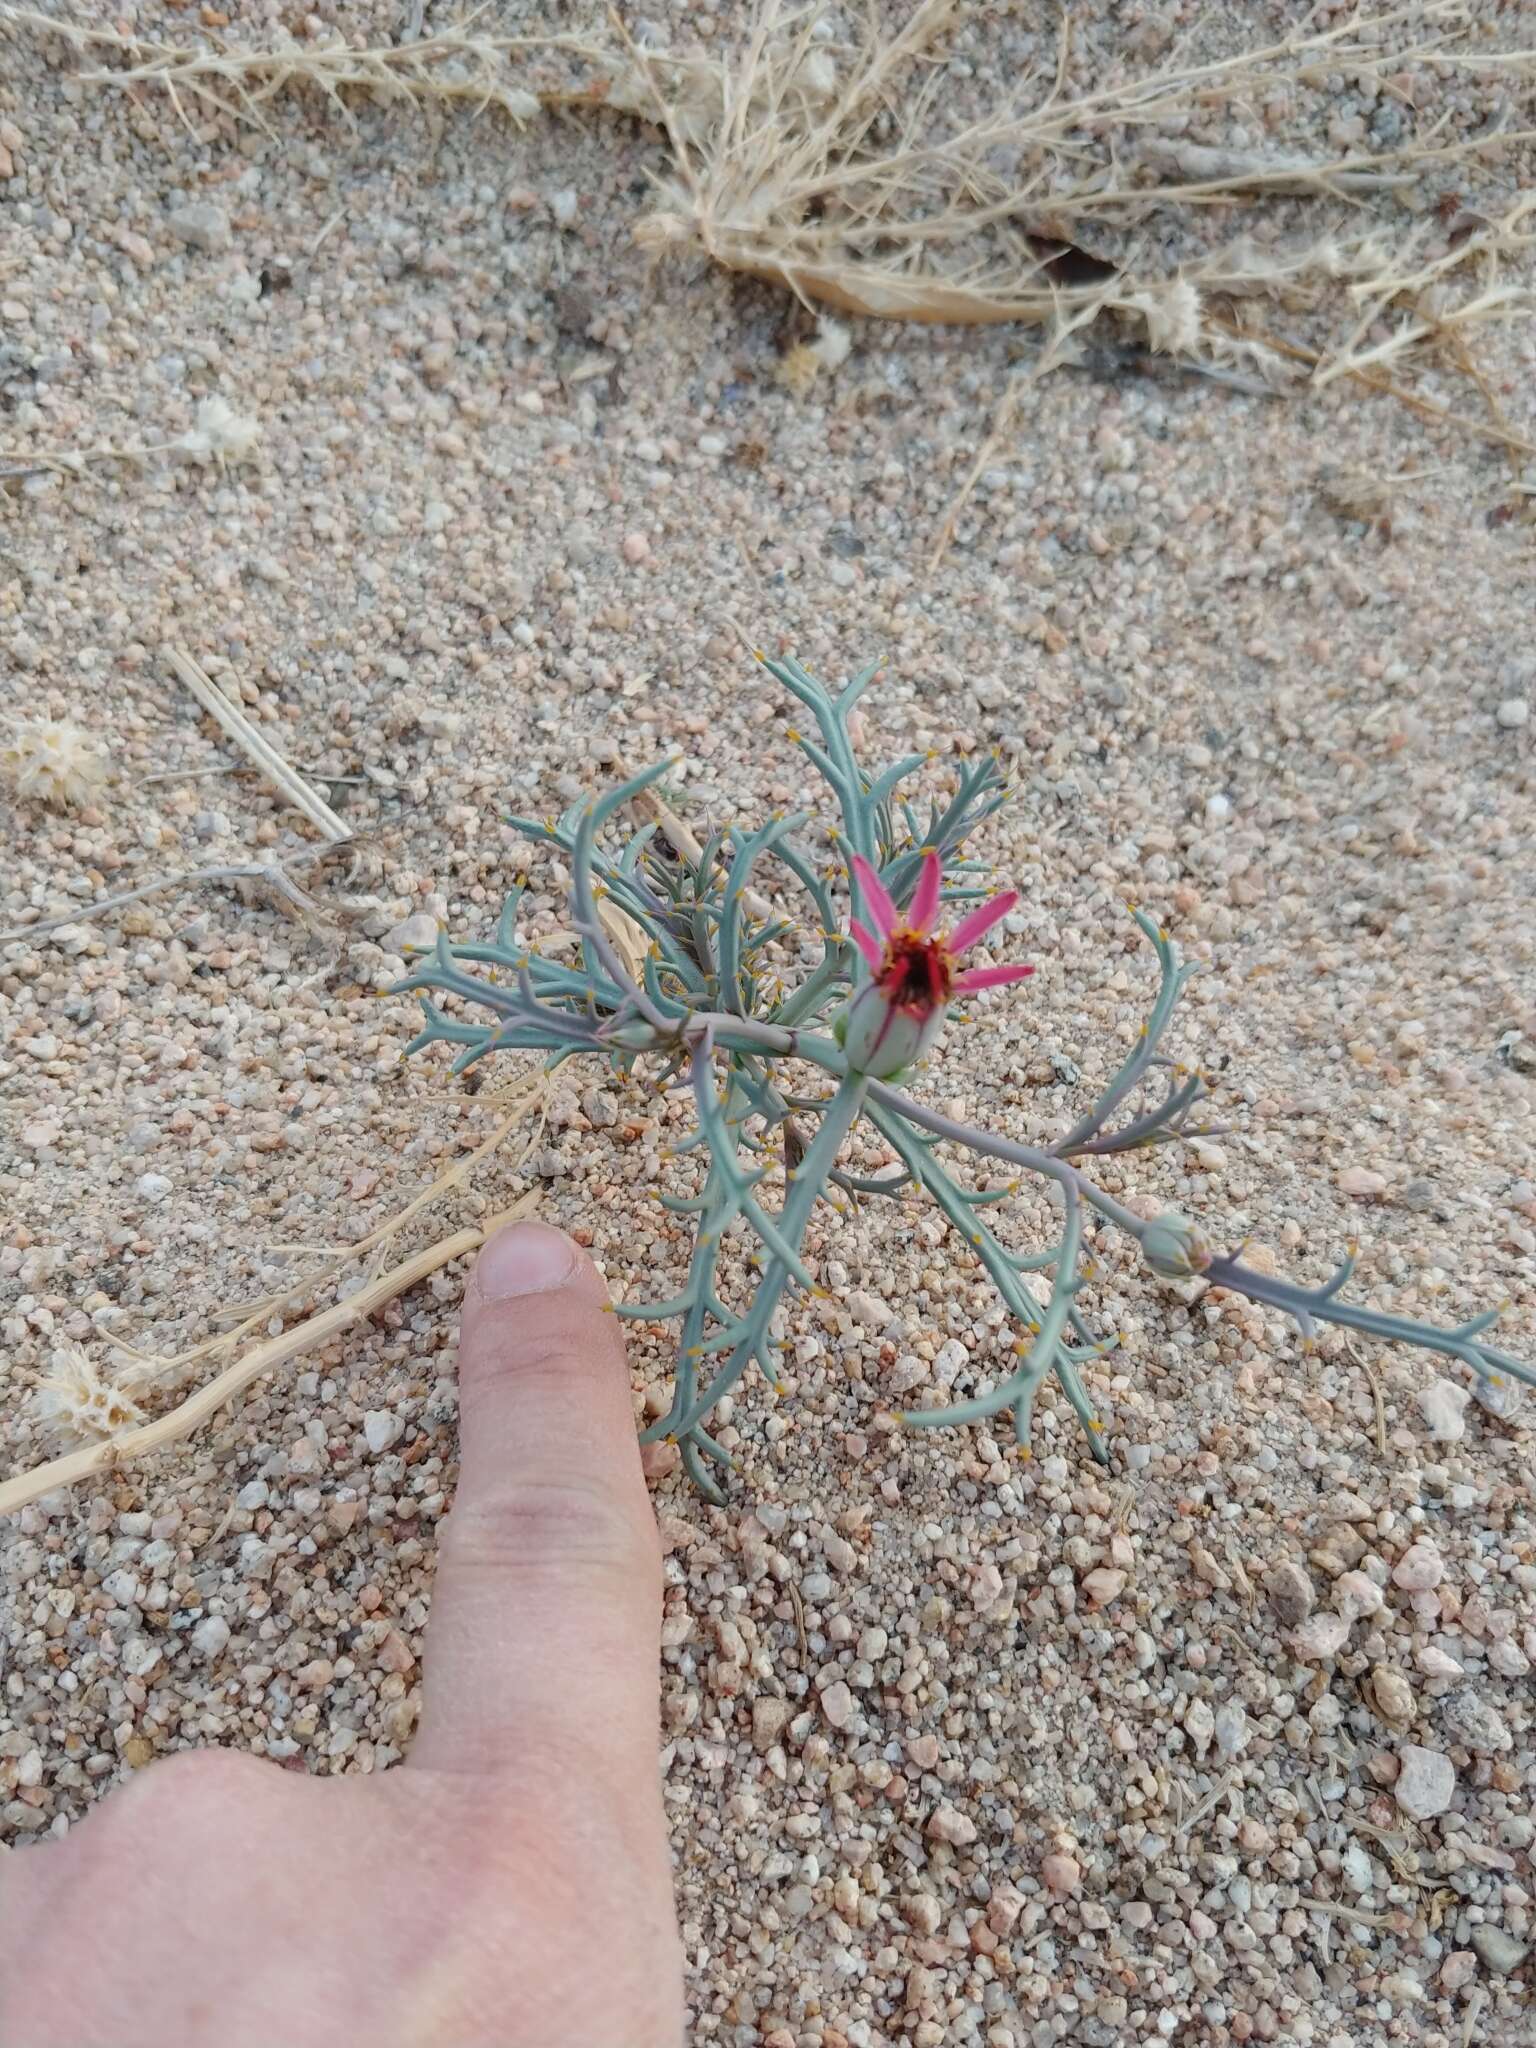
top-left (820, 1681), bottom-right (855, 1730)
top-left (1470, 1926), bottom-right (1530, 1975)
top-left (1264, 1558), bottom-right (1315, 1626)
top-left (1415, 1643), bottom-right (1464, 1679)
top-left (927, 1805), bottom-right (977, 1847)
top-left (383, 912), bottom-right (439, 953)
top-left (1082, 1567), bottom-right (1127, 1607)
top-left (1415, 1380), bottom-right (1470, 1441)
top-left (1334, 1570), bottom-right (1384, 1622)
top-left (1494, 696), bottom-right (1529, 729)
top-left (1041, 1852), bottom-right (1081, 1894)
top-left (363, 1410), bottom-right (403, 1455)
top-left (191, 1615), bottom-right (231, 1661)
top-left (751, 1697), bottom-right (791, 1753)
top-left (169, 201), bottom-right (232, 254)
top-left (1369, 1666), bottom-right (1415, 1726)
top-left (1391, 1541), bottom-right (1444, 1592)
top-left (1290, 1613), bottom-right (1349, 1661)
top-left (1393, 1743), bottom-right (1455, 1821)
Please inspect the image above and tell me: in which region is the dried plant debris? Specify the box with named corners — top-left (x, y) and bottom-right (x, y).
top-left (29, 1344), bottom-right (150, 1446)
top-left (1, 720), bottom-right (109, 810)
top-left (11, 0), bottom-right (1533, 441)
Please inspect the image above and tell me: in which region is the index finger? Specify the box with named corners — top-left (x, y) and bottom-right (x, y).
top-left (410, 1221), bottom-right (662, 1777)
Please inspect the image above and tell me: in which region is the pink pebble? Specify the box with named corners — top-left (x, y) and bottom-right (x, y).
top-left (1392, 1542), bottom-right (1444, 1592)
top-left (1042, 1852), bottom-right (1081, 1894)
top-left (640, 1438), bottom-right (680, 1483)
top-left (622, 531), bottom-right (650, 563)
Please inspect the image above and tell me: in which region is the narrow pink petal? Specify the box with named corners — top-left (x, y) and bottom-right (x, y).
top-left (848, 918), bottom-right (883, 973)
top-left (945, 888), bottom-right (1018, 958)
top-left (850, 854), bottom-right (897, 939)
top-left (952, 962), bottom-right (1035, 993)
top-left (909, 851), bottom-right (942, 935)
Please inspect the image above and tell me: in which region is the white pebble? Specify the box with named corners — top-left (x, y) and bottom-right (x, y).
top-left (846, 1290), bottom-right (892, 1331)
top-left (1082, 1566), bottom-right (1127, 1607)
top-left (1215, 1703), bottom-right (1250, 1756)
top-left (926, 1804), bottom-right (977, 1847)
top-left (820, 1681), bottom-right (854, 1730)
top-left (1290, 1613), bottom-right (1350, 1660)
top-left (135, 1172), bottom-right (173, 1203)
top-left (1391, 1542), bottom-right (1443, 1592)
top-left (1415, 1643), bottom-right (1464, 1678)
top-left (1335, 1570), bottom-right (1385, 1622)
top-left (191, 1615), bottom-right (232, 1660)
top-left (1394, 1744), bottom-right (1455, 1821)
top-left (1495, 697), bottom-right (1529, 729)
top-left (169, 200), bottom-right (231, 253)
top-left (363, 1409), bottom-right (403, 1455)
top-left (1415, 1380), bottom-right (1469, 1442)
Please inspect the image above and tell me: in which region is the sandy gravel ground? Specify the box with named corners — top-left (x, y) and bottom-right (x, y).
top-left (2, 4), bottom-right (1533, 2043)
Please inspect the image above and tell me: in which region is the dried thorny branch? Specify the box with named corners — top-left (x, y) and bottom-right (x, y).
top-left (390, 652), bottom-right (1534, 1502)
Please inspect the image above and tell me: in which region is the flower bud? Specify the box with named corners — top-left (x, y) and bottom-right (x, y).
top-left (1141, 1211), bottom-right (1214, 1280)
top-left (837, 979), bottom-right (948, 1080)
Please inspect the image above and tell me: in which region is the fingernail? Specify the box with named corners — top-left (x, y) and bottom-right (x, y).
top-left (473, 1220), bottom-right (579, 1301)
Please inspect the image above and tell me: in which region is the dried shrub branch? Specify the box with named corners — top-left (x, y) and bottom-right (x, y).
top-left (12, 0), bottom-right (1533, 546)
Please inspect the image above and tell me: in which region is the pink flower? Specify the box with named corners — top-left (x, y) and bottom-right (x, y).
top-left (839, 851), bottom-right (1034, 1078)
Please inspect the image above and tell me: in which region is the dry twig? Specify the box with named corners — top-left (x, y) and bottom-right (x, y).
top-left (0, 854), bottom-right (344, 947)
top-left (1, 1079), bottom-right (550, 1512)
top-left (167, 647), bottom-right (350, 841)
top-left (0, 1203), bottom-right (534, 1516)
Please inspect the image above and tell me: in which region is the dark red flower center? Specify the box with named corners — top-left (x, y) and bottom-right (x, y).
top-left (879, 931), bottom-right (953, 1015)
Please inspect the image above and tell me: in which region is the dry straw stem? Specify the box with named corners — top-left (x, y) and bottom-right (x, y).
top-left (1310, 190), bottom-right (1536, 390)
top-left (0, 6), bottom-right (633, 136)
top-left (0, 1201), bottom-right (534, 1517)
top-left (0, 1081), bottom-right (549, 1514)
top-left (168, 647), bottom-right (350, 842)
top-left (0, 851), bottom-right (347, 947)
top-left (14, 0), bottom-right (1534, 383)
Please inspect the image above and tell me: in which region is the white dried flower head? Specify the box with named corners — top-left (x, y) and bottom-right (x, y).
top-left (498, 86), bottom-right (542, 125)
top-left (32, 1344), bottom-right (146, 1445)
top-left (1124, 279), bottom-right (1203, 356)
top-left (795, 47), bottom-right (838, 101)
top-left (776, 317), bottom-right (853, 396)
top-left (808, 316), bottom-right (851, 372)
top-left (2, 719), bottom-right (109, 810)
top-left (176, 395), bottom-right (261, 466)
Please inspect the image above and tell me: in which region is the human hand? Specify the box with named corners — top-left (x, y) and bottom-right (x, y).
top-left (0, 1222), bottom-right (683, 2048)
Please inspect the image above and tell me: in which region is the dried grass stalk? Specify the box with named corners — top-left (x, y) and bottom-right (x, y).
top-left (0, 1204), bottom-right (533, 1516)
top-left (168, 647), bottom-right (350, 842)
top-left (1, 1079), bottom-right (550, 1512)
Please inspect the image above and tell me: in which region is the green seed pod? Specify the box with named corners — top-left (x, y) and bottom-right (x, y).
top-left (839, 979), bottom-right (948, 1080)
top-left (1142, 1211), bottom-right (1214, 1280)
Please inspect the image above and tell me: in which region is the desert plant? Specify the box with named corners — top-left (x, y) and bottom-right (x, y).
top-left (397, 653), bottom-right (1534, 1500)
